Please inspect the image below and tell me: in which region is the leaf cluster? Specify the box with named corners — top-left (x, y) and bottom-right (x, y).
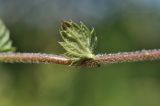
top-left (59, 20), bottom-right (97, 60)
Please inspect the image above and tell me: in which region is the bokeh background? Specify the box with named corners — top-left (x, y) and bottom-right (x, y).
top-left (0, 0), bottom-right (160, 106)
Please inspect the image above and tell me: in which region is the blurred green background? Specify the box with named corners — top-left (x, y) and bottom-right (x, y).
top-left (0, 0), bottom-right (160, 106)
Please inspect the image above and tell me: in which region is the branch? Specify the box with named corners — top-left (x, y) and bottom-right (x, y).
top-left (95, 49), bottom-right (160, 64)
top-left (0, 49), bottom-right (159, 67)
top-left (0, 53), bottom-right (72, 65)
top-left (0, 20), bottom-right (159, 67)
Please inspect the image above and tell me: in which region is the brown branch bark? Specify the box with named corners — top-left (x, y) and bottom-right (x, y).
top-left (0, 53), bottom-right (72, 65)
top-left (95, 49), bottom-right (160, 64)
top-left (0, 49), bottom-right (159, 67)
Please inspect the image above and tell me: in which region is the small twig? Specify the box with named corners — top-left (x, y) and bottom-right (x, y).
top-left (0, 49), bottom-right (159, 67)
top-left (95, 49), bottom-right (160, 64)
top-left (0, 20), bottom-right (159, 67)
top-left (0, 53), bottom-right (72, 65)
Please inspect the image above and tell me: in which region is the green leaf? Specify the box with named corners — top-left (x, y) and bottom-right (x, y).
top-left (0, 19), bottom-right (16, 52)
top-left (59, 20), bottom-right (97, 64)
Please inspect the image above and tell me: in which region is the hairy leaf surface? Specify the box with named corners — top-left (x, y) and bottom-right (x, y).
top-left (59, 20), bottom-right (97, 60)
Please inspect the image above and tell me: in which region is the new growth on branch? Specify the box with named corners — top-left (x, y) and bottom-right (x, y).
top-left (0, 19), bottom-right (159, 67)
